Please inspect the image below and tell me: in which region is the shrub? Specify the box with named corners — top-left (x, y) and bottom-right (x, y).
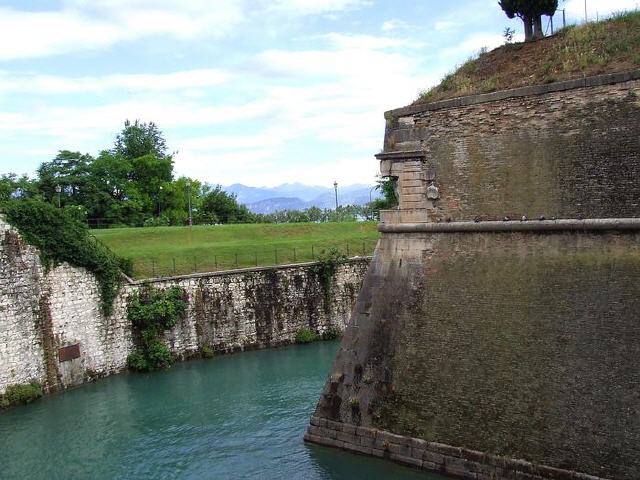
top-left (117, 257), bottom-right (135, 278)
top-left (3, 199), bottom-right (125, 315)
top-left (201, 345), bottom-right (215, 359)
top-left (295, 328), bottom-right (319, 344)
top-left (322, 326), bottom-right (342, 341)
top-left (143, 215), bottom-right (170, 227)
top-left (0, 382), bottom-right (43, 409)
top-left (126, 286), bottom-right (187, 372)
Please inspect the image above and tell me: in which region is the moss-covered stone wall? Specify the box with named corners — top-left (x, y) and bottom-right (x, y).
top-left (312, 231), bottom-right (640, 480)
top-left (0, 217), bottom-right (370, 395)
top-left (383, 74), bottom-right (640, 221)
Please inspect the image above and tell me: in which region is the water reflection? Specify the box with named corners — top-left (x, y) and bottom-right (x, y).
top-left (0, 342), bottom-right (441, 480)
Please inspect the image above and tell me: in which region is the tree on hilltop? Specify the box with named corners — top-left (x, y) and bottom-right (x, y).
top-left (499, 0), bottom-right (558, 42)
top-left (114, 119), bottom-right (169, 160)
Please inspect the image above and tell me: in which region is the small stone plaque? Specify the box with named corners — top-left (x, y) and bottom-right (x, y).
top-left (58, 344), bottom-right (81, 362)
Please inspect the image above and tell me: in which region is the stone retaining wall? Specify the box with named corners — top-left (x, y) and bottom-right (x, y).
top-left (0, 218), bottom-right (370, 394)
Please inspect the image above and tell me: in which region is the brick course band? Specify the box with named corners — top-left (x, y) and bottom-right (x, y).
top-left (304, 418), bottom-right (609, 480)
top-left (378, 218), bottom-right (640, 234)
top-left (388, 69), bottom-right (640, 117)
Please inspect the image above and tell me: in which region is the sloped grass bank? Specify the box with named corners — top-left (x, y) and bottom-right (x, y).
top-left (417, 11), bottom-right (640, 104)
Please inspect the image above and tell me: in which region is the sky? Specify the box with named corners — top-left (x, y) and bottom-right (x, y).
top-left (0, 0), bottom-right (637, 187)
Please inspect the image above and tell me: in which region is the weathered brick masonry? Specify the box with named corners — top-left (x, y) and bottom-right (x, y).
top-left (0, 217), bottom-right (369, 395)
top-left (307, 71), bottom-right (640, 480)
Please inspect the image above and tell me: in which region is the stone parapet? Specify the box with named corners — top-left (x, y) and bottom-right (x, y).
top-left (378, 72), bottom-right (640, 221)
top-left (387, 69), bottom-right (640, 118)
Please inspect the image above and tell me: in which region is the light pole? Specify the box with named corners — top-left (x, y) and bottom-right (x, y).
top-left (584, 0), bottom-right (588, 22)
top-left (186, 180), bottom-right (193, 227)
top-left (158, 185), bottom-right (163, 217)
top-left (333, 181), bottom-right (338, 210)
top-left (55, 185), bottom-right (61, 208)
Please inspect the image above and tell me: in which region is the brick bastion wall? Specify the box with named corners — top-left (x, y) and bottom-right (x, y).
top-left (306, 70), bottom-right (640, 480)
top-left (0, 217), bottom-right (370, 395)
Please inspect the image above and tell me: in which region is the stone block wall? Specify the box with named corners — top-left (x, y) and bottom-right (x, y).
top-left (308, 72), bottom-right (640, 480)
top-left (310, 230), bottom-right (640, 480)
top-left (0, 221), bottom-right (46, 393)
top-left (0, 217), bottom-right (370, 394)
top-left (380, 71), bottom-right (640, 222)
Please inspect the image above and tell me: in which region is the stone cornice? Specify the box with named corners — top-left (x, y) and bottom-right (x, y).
top-left (379, 218), bottom-right (640, 234)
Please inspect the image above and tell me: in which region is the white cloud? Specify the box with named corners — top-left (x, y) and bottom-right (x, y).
top-left (0, 2), bottom-right (446, 187)
top-left (0, 69), bottom-right (231, 95)
top-left (0, 1), bottom-right (245, 60)
top-left (0, 30), bottom-right (435, 185)
top-left (439, 32), bottom-right (505, 61)
top-left (381, 19), bottom-right (409, 32)
top-left (0, 0), bottom-right (380, 61)
top-left (564, 0), bottom-right (638, 21)
top-left (434, 20), bottom-right (458, 32)
top-left (265, 0), bottom-right (371, 15)
top-left (319, 33), bottom-right (408, 50)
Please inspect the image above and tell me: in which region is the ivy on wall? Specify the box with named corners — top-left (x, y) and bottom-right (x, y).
top-left (310, 247), bottom-right (347, 308)
top-left (3, 199), bottom-right (129, 315)
top-left (126, 286), bottom-right (187, 372)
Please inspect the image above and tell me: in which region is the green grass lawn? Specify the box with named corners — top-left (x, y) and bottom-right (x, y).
top-left (93, 222), bottom-right (380, 279)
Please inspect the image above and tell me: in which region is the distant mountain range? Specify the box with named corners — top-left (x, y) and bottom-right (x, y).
top-left (224, 183), bottom-right (381, 214)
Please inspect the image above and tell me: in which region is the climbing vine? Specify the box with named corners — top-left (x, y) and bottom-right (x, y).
top-left (3, 199), bottom-right (129, 315)
top-left (126, 286), bottom-right (187, 372)
top-left (310, 247), bottom-right (347, 307)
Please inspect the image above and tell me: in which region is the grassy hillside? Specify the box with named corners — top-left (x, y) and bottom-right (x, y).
top-left (417, 11), bottom-right (640, 104)
top-left (93, 222), bottom-right (380, 279)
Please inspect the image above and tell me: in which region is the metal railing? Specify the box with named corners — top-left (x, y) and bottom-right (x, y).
top-left (130, 239), bottom-right (379, 279)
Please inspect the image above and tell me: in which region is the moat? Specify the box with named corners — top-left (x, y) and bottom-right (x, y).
top-left (0, 341), bottom-right (442, 480)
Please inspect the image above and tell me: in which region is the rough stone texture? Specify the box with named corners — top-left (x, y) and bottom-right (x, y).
top-left (311, 231), bottom-right (640, 480)
top-left (381, 73), bottom-right (640, 222)
top-left (308, 73), bottom-right (640, 480)
top-left (305, 419), bottom-right (610, 480)
top-left (0, 217), bottom-right (370, 394)
top-left (139, 260), bottom-right (368, 358)
top-left (46, 266), bottom-right (133, 389)
top-left (0, 221), bottom-right (46, 393)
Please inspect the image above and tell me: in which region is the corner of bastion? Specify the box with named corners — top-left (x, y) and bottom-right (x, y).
top-left (305, 69), bottom-right (640, 480)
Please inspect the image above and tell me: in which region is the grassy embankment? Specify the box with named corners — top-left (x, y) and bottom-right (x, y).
top-left (417, 10), bottom-right (640, 104)
top-left (93, 222), bottom-right (380, 279)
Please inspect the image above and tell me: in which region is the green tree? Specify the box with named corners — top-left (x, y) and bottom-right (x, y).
top-left (200, 185), bottom-right (253, 224)
top-left (37, 150), bottom-right (94, 207)
top-left (499, 0), bottom-right (559, 41)
top-left (87, 150), bottom-right (144, 227)
top-left (114, 120), bottom-right (169, 161)
top-left (367, 176), bottom-right (398, 219)
top-left (0, 174), bottom-right (39, 203)
top-left (109, 121), bottom-right (175, 224)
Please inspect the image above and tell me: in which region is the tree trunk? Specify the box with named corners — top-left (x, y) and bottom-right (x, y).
top-left (533, 15), bottom-right (544, 39)
top-left (523, 15), bottom-right (534, 42)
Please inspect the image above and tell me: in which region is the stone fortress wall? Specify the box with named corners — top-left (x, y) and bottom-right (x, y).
top-left (306, 70), bottom-right (640, 480)
top-left (0, 217), bottom-right (369, 395)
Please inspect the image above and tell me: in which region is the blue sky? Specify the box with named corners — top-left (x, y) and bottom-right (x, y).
top-left (0, 0), bottom-right (636, 187)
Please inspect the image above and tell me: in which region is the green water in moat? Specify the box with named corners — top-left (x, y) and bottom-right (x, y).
top-left (0, 341), bottom-right (444, 480)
